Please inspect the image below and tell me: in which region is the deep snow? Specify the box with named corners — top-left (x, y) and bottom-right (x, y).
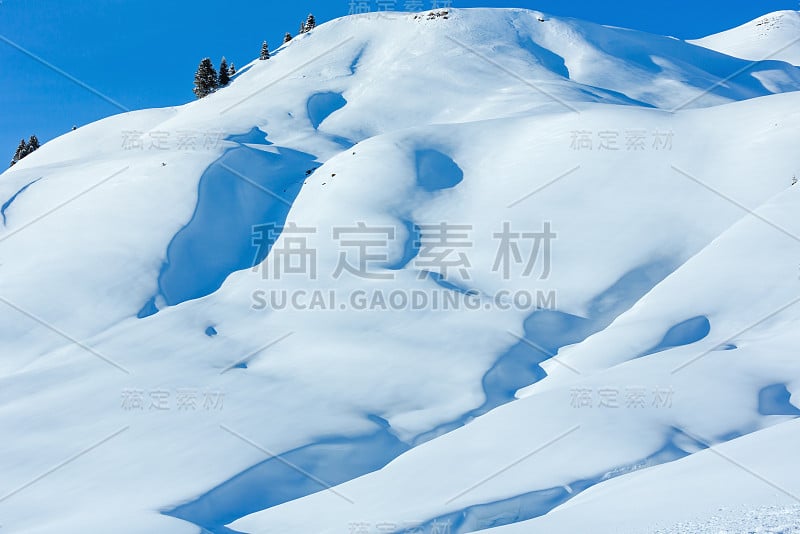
top-left (1, 7), bottom-right (800, 534)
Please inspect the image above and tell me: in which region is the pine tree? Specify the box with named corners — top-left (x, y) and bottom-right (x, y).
top-left (284, 32), bottom-right (293, 43)
top-left (260, 41), bottom-right (270, 60)
top-left (305, 13), bottom-right (316, 32)
top-left (229, 62), bottom-right (236, 76)
top-left (193, 58), bottom-right (218, 98)
top-left (299, 22), bottom-right (306, 34)
top-left (219, 57), bottom-right (230, 86)
top-left (26, 135), bottom-right (40, 156)
top-left (10, 138), bottom-right (27, 167)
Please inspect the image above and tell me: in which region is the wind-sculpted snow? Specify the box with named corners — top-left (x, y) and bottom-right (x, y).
top-left (3, 8), bottom-right (800, 534)
top-left (151, 142), bottom-right (316, 309)
top-left (385, 219), bottom-right (420, 271)
top-left (307, 92), bottom-right (348, 130)
top-left (1, 178), bottom-right (40, 226)
top-left (413, 432), bottom-right (690, 533)
top-left (167, 422), bottom-right (409, 533)
top-left (229, 104), bottom-right (800, 531)
top-left (226, 127), bottom-right (272, 146)
top-left (636, 315), bottom-right (711, 358)
top-left (414, 149), bottom-right (464, 192)
top-left (482, 421), bottom-right (800, 534)
top-left (384, 149), bottom-right (464, 271)
top-left (758, 383), bottom-right (800, 416)
top-left (177, 256), bottom-right (677, 528)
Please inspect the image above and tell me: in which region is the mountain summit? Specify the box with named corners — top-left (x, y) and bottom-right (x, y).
top-left (691, 10), bottom-right (800, 65)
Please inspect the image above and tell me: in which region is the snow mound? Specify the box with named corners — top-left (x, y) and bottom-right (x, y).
top-left (691, 10), bottom-right (800, 66)
top-left (2, 7), bottom-right (800, 534)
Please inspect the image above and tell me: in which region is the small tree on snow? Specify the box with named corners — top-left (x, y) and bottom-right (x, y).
top-left (10, 139), bottom-right (27, 167)
top-left (305, 13), bottom-right (316, 32)
top-left (229, 62), bottom-right (236, 76)
top-left (219, 57), bottom-right (230, 86)
top-left (193, 58), bottom-right (218, 99)
top-left (8, 136), bottom-right (39, 167)
top-left (27, 135), bottom-right (40, 153)
top-left (284, 32), bottom-right (293, 43)
top-left (260, 41), bottom-right (270, 60)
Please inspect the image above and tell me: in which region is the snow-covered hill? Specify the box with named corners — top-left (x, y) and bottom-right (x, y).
top-left (691, 10), bottom-right (800, 66)
top-left (2, 8), bottom-right (800, 534)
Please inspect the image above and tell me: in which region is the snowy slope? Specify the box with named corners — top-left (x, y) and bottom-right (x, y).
top-left (691, 10), bottom-right (800, 66)
top-left (232, 97), bottom-right (800, 530)
top-left (1, 8), bottom-right (800, 534)
top-left (485, 419), bottom-right (800, 533)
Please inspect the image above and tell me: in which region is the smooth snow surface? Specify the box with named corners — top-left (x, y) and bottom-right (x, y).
top-left (691, 11), bottom-right (800, 66)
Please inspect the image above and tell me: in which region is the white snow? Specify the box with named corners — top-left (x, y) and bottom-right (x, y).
top-left (2, 7), bottom-right (800, 534)
top-left (691, 10), bottom-right (800, 66)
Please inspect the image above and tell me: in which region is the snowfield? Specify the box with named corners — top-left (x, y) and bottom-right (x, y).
top-left (691, 10), bottom-right (800, 66)
top-left (2, 7), bottom-right (800, 534)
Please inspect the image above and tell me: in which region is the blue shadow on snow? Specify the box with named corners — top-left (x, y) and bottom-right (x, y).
top-left (1, 178), bottom-right (41, 226)
top-left (636, 315), bottom-right (711, 358)
top-left (165, 423), bottom-right (409, 533)
top-left (307, 92), bottom-right (347, 130)
top-left (758, 383), bottom-right (800, 416)
top-left (411, 428), bottom-right (691, 533)
top-left (140, 142), bottom-right (317, 313)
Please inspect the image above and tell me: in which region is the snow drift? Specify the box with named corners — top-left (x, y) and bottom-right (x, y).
top-left (2, 7), bottom-right (800, 534)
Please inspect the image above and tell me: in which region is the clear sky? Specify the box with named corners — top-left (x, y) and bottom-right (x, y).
top-left (1, 0), bottom-right (798, 163)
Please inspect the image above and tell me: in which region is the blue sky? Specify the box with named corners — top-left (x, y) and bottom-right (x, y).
top-left (1, 0), bottom-right (798, 162)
